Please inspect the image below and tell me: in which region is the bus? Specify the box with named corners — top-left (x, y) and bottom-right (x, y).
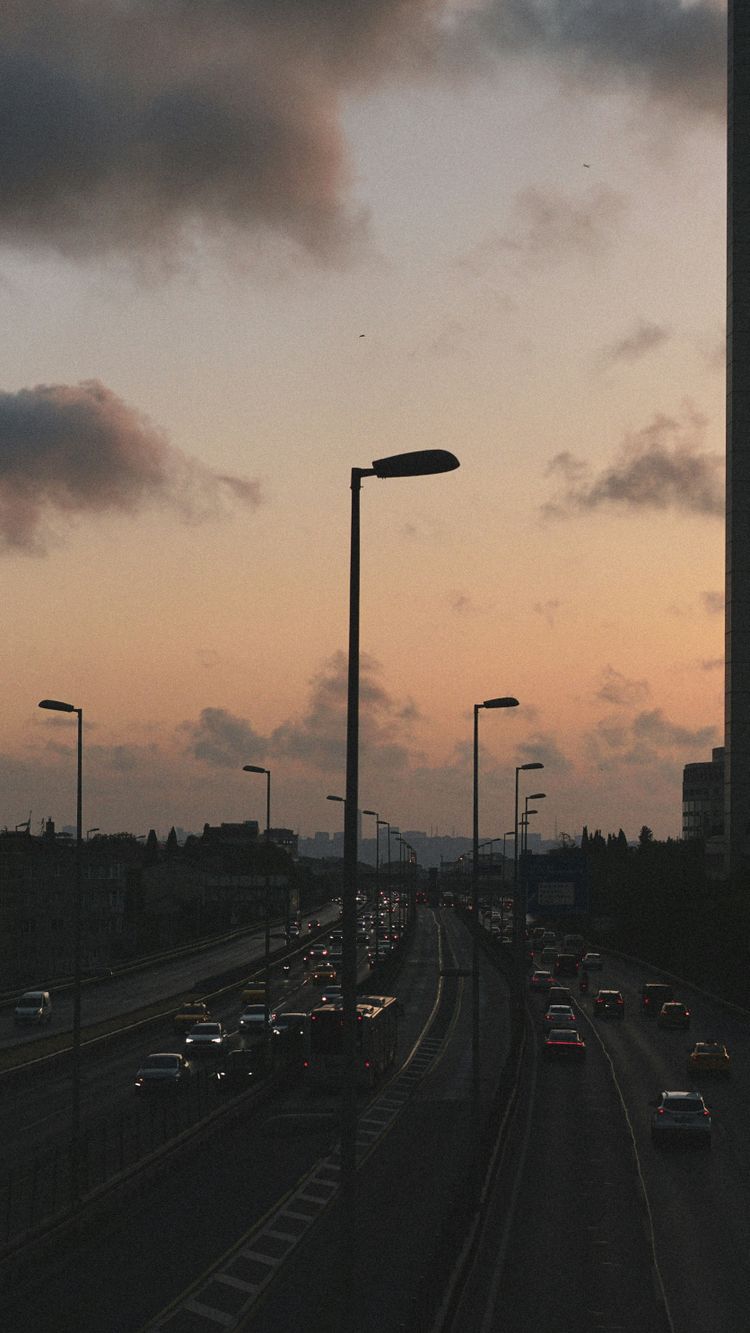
top-left (305, 994), bottom-right (400, 1090)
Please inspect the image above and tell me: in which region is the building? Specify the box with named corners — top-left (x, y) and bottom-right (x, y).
top-left (683, 748), bottom-right (725, 842)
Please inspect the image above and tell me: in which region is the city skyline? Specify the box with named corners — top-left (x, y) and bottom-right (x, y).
top-left (0, 1), bottom-right (725, 844)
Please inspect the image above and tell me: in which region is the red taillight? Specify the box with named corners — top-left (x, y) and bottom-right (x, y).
top-left (703, 1108), bottom-right (710, 1117)
top-left (364, 1059), bottom-right (371, 1068)
top-left (657, 1107), bottom-right (665, 1115)
top-left (303, 1059), bottom-right (309, 1068)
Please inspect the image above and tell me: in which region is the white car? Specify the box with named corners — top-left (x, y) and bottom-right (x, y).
top-left (543, 1004), bottom-right (577, 1029)
top-left (184, 1022), bottom-right (226, 1055)
top-left (651, 1090), bottom-right (711, 1146)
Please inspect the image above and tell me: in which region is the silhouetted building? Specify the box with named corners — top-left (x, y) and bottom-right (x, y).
top-left (683, 748), bottom-right (725, 842)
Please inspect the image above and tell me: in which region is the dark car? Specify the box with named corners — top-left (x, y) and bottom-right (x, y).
top-left (651, 1090), bottom-right (711, 1146)
top-left (544, 1027), bottom-right (586, 1059)
top-left (135, 1052), bottom-right (193, 1094)
top-left (213, 1047), bottom-right (258, 1094)
top-left (554, 953), bottom-right (579, 977)
top-left (594, 989), bottom-right (625, 1019)
top-left (271, 1011), bottom-right (309, 1054)
top-left (657, 1001), bottom-right (691, 1030)
top-left (641, 982), bottom-right (674, 1017)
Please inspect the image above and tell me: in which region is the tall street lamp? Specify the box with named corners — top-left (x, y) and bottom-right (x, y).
top-left (524, 792), bottom-right (546, 853)
top-left (362, 810), bottom-right (380, 961)
top-left (471, 695), bottom-right (518, 1172)
top-left (340, 447), bottom-right (459, 1321)
top-left (39, 697), bottom-right (83, 1204)
top-left (514, 762), bottom-right (544, 971)
top-left (243, 765), bottom-right (272, 1033)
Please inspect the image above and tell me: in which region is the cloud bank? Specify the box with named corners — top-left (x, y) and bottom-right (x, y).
top-left (0, 1), bottom-right (726, 263)
top-left (542, 407), bottom-right (723, 519)
top-left (0, 380), bottom-right (260, 552)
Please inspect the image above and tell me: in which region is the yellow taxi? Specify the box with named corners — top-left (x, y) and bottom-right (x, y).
top-left (687, 1040), bottom-right (731, 1079)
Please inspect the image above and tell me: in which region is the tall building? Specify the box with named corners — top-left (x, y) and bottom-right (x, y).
top-left (726, 4), bottom-right (750, 876)
top-left (683, 748), bottom-right (725, 841)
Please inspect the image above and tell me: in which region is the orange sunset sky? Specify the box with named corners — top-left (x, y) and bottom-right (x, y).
top-left (0, 0), bottom-right (726, 843)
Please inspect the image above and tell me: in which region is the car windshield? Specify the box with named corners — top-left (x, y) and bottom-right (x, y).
top-left (548, 1029), bottom-right (581, 1041)
top-left (242, 1006), bottom-right (266, 1018)
top-left (191, 1024), bottom-right (220, 1035)
top-left (145, 1056), bottom-right (179, 1070)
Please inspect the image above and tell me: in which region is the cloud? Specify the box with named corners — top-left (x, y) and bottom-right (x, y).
top-left (601, 320), bottom-right (670, 365)
top-left (596, 666), bottom-right (650, 707)
top-left (461, 185), bottom-right (626, 272)
top-left (702, 590), bottom-right (724, 615)
top-left (632, 708), bottom-right (716, 751)
top-left (449, 590), bottom-right (477, 616)
top-left (271, 650), bottom-right (418, 774)
top-left (0, 380), bottom-right (260, 553)
top-left (0, 0), bottom-right (450, 264)
top-left (700, 657), bottom-right (723, 672)
top-left (473, 0), bottom-right (725, 120)
top-left (542, 405), bottom-right (723, 519)
top-left (515, 731), bottom-right (572, 775)
top-left (180, 708), bottom-right (268, 769)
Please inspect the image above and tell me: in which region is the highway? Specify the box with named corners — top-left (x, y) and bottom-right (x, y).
top-left (4, 916), bottom-right (750, 1332)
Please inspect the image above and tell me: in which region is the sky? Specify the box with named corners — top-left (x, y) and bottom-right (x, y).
top-left (0, 0), bottom-right (728, 845)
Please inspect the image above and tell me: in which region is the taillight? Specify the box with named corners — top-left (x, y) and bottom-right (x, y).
top-left (657, 1107), bottom-right (665, 1115)
top-left (703, 1108), bottom-right (710, 1117)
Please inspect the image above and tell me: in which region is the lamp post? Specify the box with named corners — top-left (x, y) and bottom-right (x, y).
top-left (362, 810), bottom-right (380, 961)
top-left (524, 792), bottom-right (546, 853)
top-left (243, 765), bottom-right (272, 1032)
top-left (376, 819), bottom-right (391, 960)
top-left (471, 695), bottom-right (518, 1170)
top-left (514, 762), bottom-right (544, 972)
top-left (39, 697), bottom-right (83, 1204)
top-left (340, 447), bottom-right (459, 1322)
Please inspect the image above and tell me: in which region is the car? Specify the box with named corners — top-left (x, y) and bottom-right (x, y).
top-left (303, 944), bottom-right (329, 967)
top-left (184, 1022), bottom-right (226, 1055)
top-left (581, 952), bottom-right (603, 971)
top-left (687, 1040), bottom-right (731, 1078)
top-left (173, 1000), bottom-right (211, 1034)
top-left (307, 919), bottom-right (322, 931)
top-left (543, 1004), bottom-right (577, 1029)
top-left (271, 1011), bottom-right (309, 1050)
top-left (320, 984), bottom-right (343, 1005)
top-left (554, 953), bottom-right (579, 977)
top-left (544, 1027), bottom-right (586, 1059)
top-left (286, 923), bottom-right (301, 939)
top-left (657, 1001), bottom-right (691, 1030)
top-left (80, 966), bottom-right (114, 979)
top-left (641, 982), bottom-right (674, 1017)
top-left (135, 1052), bottom-right (193, 1093)
top-left (311, 965), bottom-right (338, 987)
top-left (530, 969), bottom-right (553, 992)
top-left (239, 1004), bottom-right (268, 1035)
top-left (212, 1047), bottom-right (258, 1093)
top-left (329, 930), bottom-right (343, 946)
top-left (14, 990), bottom-right (53, 1025)
top-left (651, 1090), bottom-right (711, 1146)
top-left (547, 985), bottom-right (573, 1006)
top-left (593, 989), bottom-right (625, 1019)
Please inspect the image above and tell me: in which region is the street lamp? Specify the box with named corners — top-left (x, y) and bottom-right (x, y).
top-left (86, 827), bottom-right (99, 840)
top-left (514, 762), bottom-right (544, 971)
top-left (471, 695), bottom-right (518, 1175)
top-left (524, 792), bottom-right (546, 853)
top-left (362, 810), bottom-right (380, 961)
top-left (39, 697), bottom-right (83, 1204)
top-left (243, 765), bottom-right (272, 1033)
top-left (340, 447), bottom-right (459, 1321)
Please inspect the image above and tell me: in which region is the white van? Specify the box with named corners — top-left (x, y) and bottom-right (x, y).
top-left (14, 990), bottom-right (52, 1025)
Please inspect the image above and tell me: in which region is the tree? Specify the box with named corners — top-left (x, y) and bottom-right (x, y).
top-left (638, 825), bottom-right (654, 848)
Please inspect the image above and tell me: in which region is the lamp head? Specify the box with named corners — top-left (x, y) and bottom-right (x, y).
top-left (326, 794), bottom-right (345, 803)
top-left (39, 699), bottom-right (75, 713)
top-left (372, 449), bottom-right (460, 479)
top-left (482, 696), bottom-right (519, 710)
top-left (528, 792), bottom-right (546, 800)
top-left (242, 765), bottom-right (268, 775)
top-left (519, 762), bottom-right (544, 772)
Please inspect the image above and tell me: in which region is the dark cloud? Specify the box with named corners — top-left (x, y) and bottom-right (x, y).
top-left (702, 590), bottom-right (724, 615)
top-left (515, 732), bottom-right (572, 775)
top-left (596, 666), bottom-right (650, 707)
top-left (633, 708), bottom-right (716, 751)
top-left (700, 657), bottom-right (723, 672)
top-left (0, 380), bottom-right (260, 553)
top-left (461, 185), bottom-right (626, 271)
top-left (0, 0), bottom-right (445, 262)
top-left (473, 0), bottom-right (725, 119)
top-left (542, 407), bottom-right (723, 519)
top-left (589, 707), bottom-right (716, 764)
top-left (601, 320), bottom-right (670, 365)
top-left (271, 651), bottom-right (416, 774)
top-left (180, 707), bottom-right (268, 769)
